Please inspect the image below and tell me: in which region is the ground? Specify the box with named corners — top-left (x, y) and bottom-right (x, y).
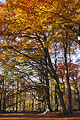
top-left (0, 111), bottom-right (80, 120)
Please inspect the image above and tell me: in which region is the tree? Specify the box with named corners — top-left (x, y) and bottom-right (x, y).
top-left (0, 0), bottom-right (80, 114)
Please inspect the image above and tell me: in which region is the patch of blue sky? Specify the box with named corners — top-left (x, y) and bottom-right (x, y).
top-left (0, 0), bottom-right (5, 3)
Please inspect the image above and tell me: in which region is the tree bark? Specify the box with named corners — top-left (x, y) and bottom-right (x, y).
top-left (16, 80), bottom-right (19, 112)
top-left (64, 39), bottom-right (72, 112)
top-left (44, 54), bottom-right (52, 112)
top-left (44, 47), bottom-right (66, 114)
top-left (3, 79), bottom-right (6, 113)
top-left (0, 100), bottom-right (1, 113)
top-left (77, 89), bottom-right (80, 110)
top-left (55, 85), bottom-right (58, 111)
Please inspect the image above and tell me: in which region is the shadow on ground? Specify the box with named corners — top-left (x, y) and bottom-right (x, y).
top-left (0, 110), bottom-right (80, 120)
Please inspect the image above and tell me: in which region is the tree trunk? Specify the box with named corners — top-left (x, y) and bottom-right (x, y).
top-left (3, 79), bottom-right (6, 113)
top-left (19, 92), bottom-right (21, 112)
top-left (37, 36), bottom-right (66, 114)
top-left (23, 100), bottom-right (25, 112)
top-left (32, 98), bottom-right (34, 111)
top-left (44, 55), bottom-right (52, 112)
top-left (0, 100), bottom-right (1, 113)
top-left (55, 77), bottom-right (66, 114)
top-left (46, 86), bottom-right (52, 112)
top-left (55, 85), bottom-right (58, 111)
top-left (77, 89), bottom-right (80, 110)
top-left (16, 80), bottom-right (19, 112)
top-left (64, 39), bottom-right (72, 112)
top-left (3, 93), bottom-right (6, 112)
top-left (44, 47), bottom-right (66, 114)
top-left (16, 94), bottom-right (18, 112)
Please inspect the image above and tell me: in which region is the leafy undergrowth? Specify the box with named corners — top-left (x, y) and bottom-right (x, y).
top-left (0, 111), bottom-right (80, 120)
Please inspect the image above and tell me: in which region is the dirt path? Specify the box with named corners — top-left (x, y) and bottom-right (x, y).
top-left (0, 111), bottom-right (80, 120)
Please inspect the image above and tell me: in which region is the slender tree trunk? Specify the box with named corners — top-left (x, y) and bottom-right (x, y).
top-left (16, 94), bottom-right (18, 112)
top-left (32, 98), bottom-right (34, 111)
top-left (3, 79), bottom-right (6, 113)
top-left (55, 76), bottom-right (66, 114)
top-left (0, 100), bottom-right (1, 113)
top-left (44, 55), bottom-right (52, 112)
top-left (64, 39), bottom-right (72, 112)
top-left (77, 89), bottom-right (80, 110)
top-left (54, 40), bottom-right (58, 111)
top-left (73, 75), bottom-right (80, 110)
top-left (3, 91), bottom-right (6, 112)
top-left (19, 92), bottom-right (21, 112)
top-left (16, 80), bottom-right (19, 112)
top-left (46, 85), bottom-right (52, 112)
top-left (66, 72), bottom-right (72, 111)
top-left (55, 85), bottom-right (58, 111)
top-left (23, 100), bottom-right (25, 112)
top-left (12, 85), bottom-right (14, 112)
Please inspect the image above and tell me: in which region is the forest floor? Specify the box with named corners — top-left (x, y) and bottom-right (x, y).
top-left (0, 110), bottom-right (80, 120)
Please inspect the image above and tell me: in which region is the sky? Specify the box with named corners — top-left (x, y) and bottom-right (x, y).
top-left (0, 0), bottom-right (5, 3)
